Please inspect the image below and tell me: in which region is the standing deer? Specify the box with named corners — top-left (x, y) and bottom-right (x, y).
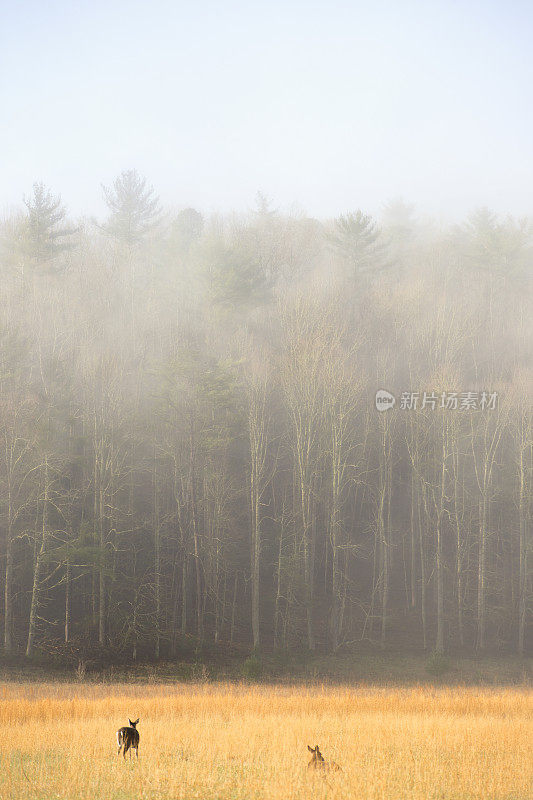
top-left (117, 718), bottom-right (140, 759)
top-left (307, 744), bottom-right (341, 771)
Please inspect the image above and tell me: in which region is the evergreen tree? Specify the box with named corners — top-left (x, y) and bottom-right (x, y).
top-left (329, 210), bottom-right (390, 277)
top-left (23, 182), bottom-right (76, 269)
top-left (101, 169), bottom-right (161, 245)
top-left (463, 207), bottom-right (532, 278)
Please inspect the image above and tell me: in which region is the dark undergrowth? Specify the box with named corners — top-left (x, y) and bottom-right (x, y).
top-left (0, 649), bottom-right (531, 687)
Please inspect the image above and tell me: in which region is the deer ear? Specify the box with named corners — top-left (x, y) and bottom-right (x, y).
top-left (134, 718), bottom-right (139, 725)
top-left (308, 745), bottom-right (314, 753)
top-left (129, 719), bottom-right (133, 726)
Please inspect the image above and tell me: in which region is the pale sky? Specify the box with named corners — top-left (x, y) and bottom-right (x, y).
top-left (1, 0), bottom-right (532, 220)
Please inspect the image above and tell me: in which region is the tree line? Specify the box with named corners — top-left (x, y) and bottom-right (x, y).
top-left (0, 172), bottom-right (531, 663)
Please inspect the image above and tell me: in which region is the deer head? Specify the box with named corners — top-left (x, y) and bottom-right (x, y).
top-left (307, 744), bottom-right (325, 765)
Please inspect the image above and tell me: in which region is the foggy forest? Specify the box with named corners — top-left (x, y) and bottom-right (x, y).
top-left (0, 171), bottom-right (531, 665)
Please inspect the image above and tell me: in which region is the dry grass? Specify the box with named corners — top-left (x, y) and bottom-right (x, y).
top-left (0, 682), bottom-right (531, 799)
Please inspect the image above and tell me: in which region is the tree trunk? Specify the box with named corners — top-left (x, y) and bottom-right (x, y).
top-left (230, 573), bottom-right (238, 645)
top-left (476, 494), bottom-right (488, 652)
top-left (410, 470), bottom-right (417, 609)
top-left (251, 462), bottom-right (261, 649)
top-left (4, 487), bottom-right (13, 653)
top-left (435, 425), bottom-right (447, 655)
top-left (274, 514), bottom-right (284, 650)
top-left (98, 481), bottom-right (106, 647)
top-left (153, 448), bottom-right (161, 659)
top-left (189, 425), bottom-right (203, 644)
top-left (26, 457), bottom-right (49, 658)
top-left (181, 557), bottom-right (188, 637)
top-left (517, 439), bottom-right (529, 655)
top-left (65, 556), bottom-right (70, 643)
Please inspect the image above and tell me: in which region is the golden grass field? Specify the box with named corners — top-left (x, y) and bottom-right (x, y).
top-left (0, 681), bottom-right (531, 800)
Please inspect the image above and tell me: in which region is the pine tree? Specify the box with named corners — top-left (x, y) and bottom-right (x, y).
top-left (23, 182), bottom-right (76, 267)
top-left (101, 169), bottom-right (161, 245)
top-left (329, 210), bottom-right (390, 277)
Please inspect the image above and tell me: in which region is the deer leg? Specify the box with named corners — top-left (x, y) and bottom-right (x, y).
top-left (123, 741), bottom-right (130, 760)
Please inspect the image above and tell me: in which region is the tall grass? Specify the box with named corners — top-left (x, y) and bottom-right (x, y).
top-left (0, 682), bottom-right (531, 799)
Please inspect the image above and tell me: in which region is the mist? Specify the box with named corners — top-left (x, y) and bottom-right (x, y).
top-left (2, 1), bottom-right (533, 219)
top-left (0, 170), bottom-right (531, 662)
top-left (0, 1), bottom-right (531, 666)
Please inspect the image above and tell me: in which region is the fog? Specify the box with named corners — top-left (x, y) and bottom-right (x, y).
top-left (0, 2), bottom-right (531, 665)
top-left (2, 1), bottom-right (533, 218)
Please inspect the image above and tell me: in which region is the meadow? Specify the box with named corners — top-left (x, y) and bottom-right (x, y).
top-left (0, 681), bottom-right (531, 800)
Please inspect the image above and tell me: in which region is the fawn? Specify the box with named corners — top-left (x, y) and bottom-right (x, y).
top-left (307, 744), bottom-right (341, 771)
top-left (117, 718), bottom-right (140, 759)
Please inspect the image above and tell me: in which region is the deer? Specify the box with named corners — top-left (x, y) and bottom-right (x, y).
top-left (117, 718), bottom-right (140, 759)
top-left (307, 744), bottom-right (341, 771)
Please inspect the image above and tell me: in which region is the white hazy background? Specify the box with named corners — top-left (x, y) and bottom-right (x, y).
top-left (1, 0), bottom-right (532, 219)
